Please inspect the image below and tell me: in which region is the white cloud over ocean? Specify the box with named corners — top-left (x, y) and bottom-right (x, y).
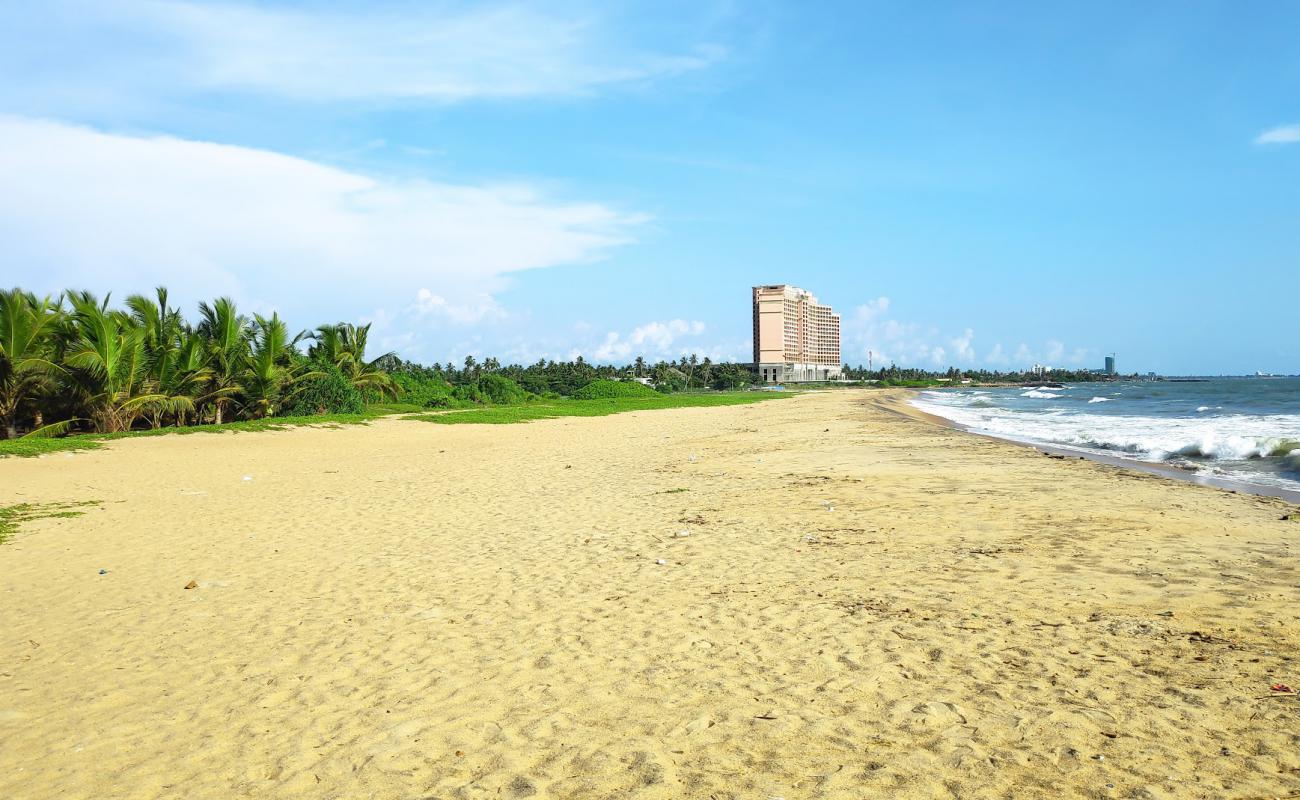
top-left (842, 296), bottom-right (1093, 370)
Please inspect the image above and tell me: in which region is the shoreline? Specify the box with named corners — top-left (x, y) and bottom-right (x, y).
top-left (872, 390), bottom-right (1300, 505)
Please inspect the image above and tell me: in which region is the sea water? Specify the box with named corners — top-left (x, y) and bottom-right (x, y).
top-left (911, 378), bottom-right (1300, 495)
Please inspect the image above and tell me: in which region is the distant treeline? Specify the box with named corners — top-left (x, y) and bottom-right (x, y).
top-left (840, 364), bottom-right (1120, 383)
top-left (1, 285), bottom-right (1115, 440)
top-left (379, 353), bottom-right (757, 409)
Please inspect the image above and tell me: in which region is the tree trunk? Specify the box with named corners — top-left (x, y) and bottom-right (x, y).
top-left (4, 423), bottom-right (15, 440)
top-left (214, 404), bottom-right (223, 425)
top-left (33, 410), bottom-right (43, 429)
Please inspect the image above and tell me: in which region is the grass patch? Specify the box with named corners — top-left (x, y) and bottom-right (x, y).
top-left (0, 500), bottom-right (102, 544)
top-left (409, 391), bottom-right (789, 425)
top-left (366, 402), bottom-right (429, 415)
top-left (0, 407), bottom-right (416, 458)
top-left (0, 437), bottom-right (104, 458)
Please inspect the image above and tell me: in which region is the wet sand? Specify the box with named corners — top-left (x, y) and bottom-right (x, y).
top-left (2, 389), bottom-right (1298, 799)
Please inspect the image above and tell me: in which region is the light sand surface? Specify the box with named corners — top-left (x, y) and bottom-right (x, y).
top-left (2, 389), bottom-right (1298, 799)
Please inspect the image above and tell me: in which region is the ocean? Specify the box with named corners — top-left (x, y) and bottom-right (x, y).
top-left (910, 377), bottom-right (1300, 497)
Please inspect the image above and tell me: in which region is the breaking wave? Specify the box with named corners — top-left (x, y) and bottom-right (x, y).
top-left (909, 384), bottom-right (1300, 492)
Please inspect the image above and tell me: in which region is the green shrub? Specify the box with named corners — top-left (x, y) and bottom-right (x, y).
top-left (451, 374), bottom-right (529, 405)
top-left (281, 364), bottom-right (364, 416)
top-left (391, 371), bottom-right (456, 408)
top-left (571, 379), bottom-right (660, 400)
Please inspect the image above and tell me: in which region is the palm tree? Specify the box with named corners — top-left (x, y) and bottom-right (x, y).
top-left (146, 329), bottom-right (209, 428)
top-left (61, 293), bottom-right (166, 433)
top-left (308, 322), bottom-right (399, 399)
top-left (127, 288), bottom-right (204, 428)
top-left (196, 297), bottom-right (247, 425)
top-left (243, 313), bottom-right (318, 419)
top-left (0, 289), bottom-right (65, 438)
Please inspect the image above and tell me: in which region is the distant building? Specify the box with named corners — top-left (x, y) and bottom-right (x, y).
top-left (1031, 364), bottom-right (1052, 377)
top-left (752, 285), bottom-right (842, 383)
top-left (1105, 355), bottom-right (1116, 375)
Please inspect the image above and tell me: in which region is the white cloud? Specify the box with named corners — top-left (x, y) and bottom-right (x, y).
top-left (949, 328), bottom-right (975, 362)
top-left (0, 115), bottom-right (644, 345)
top-left (413, 288), bottom-right (505, 325)
top-left (840, 296), bottom-right (1097, 371)
top-left (852, 296), bottom-right (891, 322)
top-left (1, 1), bottom-right (725, 107)
top-left (592, 319), bottom-right (707, 362)
top-left (1254, 124), bottom-right (1300, 145)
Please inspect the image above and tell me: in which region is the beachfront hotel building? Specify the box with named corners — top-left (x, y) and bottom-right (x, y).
top-left (752, 285), bottom-right (842, 383)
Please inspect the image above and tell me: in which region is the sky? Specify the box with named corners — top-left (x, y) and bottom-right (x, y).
top-left (1, 1), bottom-right (1297, 375)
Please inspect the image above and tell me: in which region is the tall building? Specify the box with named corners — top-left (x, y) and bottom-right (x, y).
top-left (1104, 355), bottom-right (1116, 376)
top-left (752, 285), bottom-right (842, 383)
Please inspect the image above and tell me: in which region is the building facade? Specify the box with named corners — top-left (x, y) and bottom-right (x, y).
top-left (752, 284), bottom-right (842, 383)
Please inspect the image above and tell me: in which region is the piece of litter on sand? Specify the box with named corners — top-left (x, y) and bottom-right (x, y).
top-left (675, 530), bottom-right (691, 538)
top-left (242, 475), bottom-right (253, 482)
top-left (655, 559), bottom-right (668, 566)
top-left (184, 580), bottom-right (198, 590)
top-left (98, 569), bottom-right (107, 575)
top-left (1270, 683), bottom-right (1294, 693)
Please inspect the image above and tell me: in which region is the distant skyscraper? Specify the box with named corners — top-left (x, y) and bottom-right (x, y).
top-left (752, 285), bottom-right (842, 383)
top-left (1105, 354), bottom-right (1116, 375)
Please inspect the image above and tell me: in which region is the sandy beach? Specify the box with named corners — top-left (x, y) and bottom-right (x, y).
top-left (2, 389), bottom-right (1297, 799)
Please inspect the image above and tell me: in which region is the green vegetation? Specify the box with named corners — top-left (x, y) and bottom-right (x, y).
top-left (453, 373), bottom-right (529, 405)
top-left (0, 500), bottom-right (102, 544)
top-left (281, 364), bottom-right (365, 416)
top-left (0, 412), bottom-right (385, 457)
top-left (571, 379), bottom-right (660, 399)
top-left (1, 286), bottom-right (397, 439)
top-left (410, 391), bottom-right (786, 425)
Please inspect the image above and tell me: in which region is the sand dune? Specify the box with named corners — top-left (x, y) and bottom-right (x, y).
top-left (2, 390), bottom-right (1297, 799)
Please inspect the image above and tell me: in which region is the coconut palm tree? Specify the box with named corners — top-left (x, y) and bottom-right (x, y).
top-left (308, 322), bottom-right (399, 399)
top-left (0, 289), bottom-right (65, 438)
top-left (243, 313), bottom-right (319, 419)
top-left (127, 288), bottom-right (204, 428)
top-left (196, 297), bottom-right (248, 425)
top-left (61, 293), bottom-right (166, 433)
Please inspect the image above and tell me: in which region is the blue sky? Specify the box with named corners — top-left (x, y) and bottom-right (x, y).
top-left (2, 1), bottom-right (1297, 374)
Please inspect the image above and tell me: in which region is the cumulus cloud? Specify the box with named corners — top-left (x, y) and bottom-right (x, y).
top-left (414, 289), bottom-right (505, 325)
top-left (949, 328), bottom-right (975, 362)
top-left (841, 296), bottom-right (1094, 370)
top-left (0, 116), bottom-right (644, 346)
top-left (1254, 124), bottom-right (1300, 145)
top-left (852, 296), bottom-right (891, 322)
top-left (0, 1), bottom-right (725, 109)
top-left (592, 319), bottom-right (707, 362)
